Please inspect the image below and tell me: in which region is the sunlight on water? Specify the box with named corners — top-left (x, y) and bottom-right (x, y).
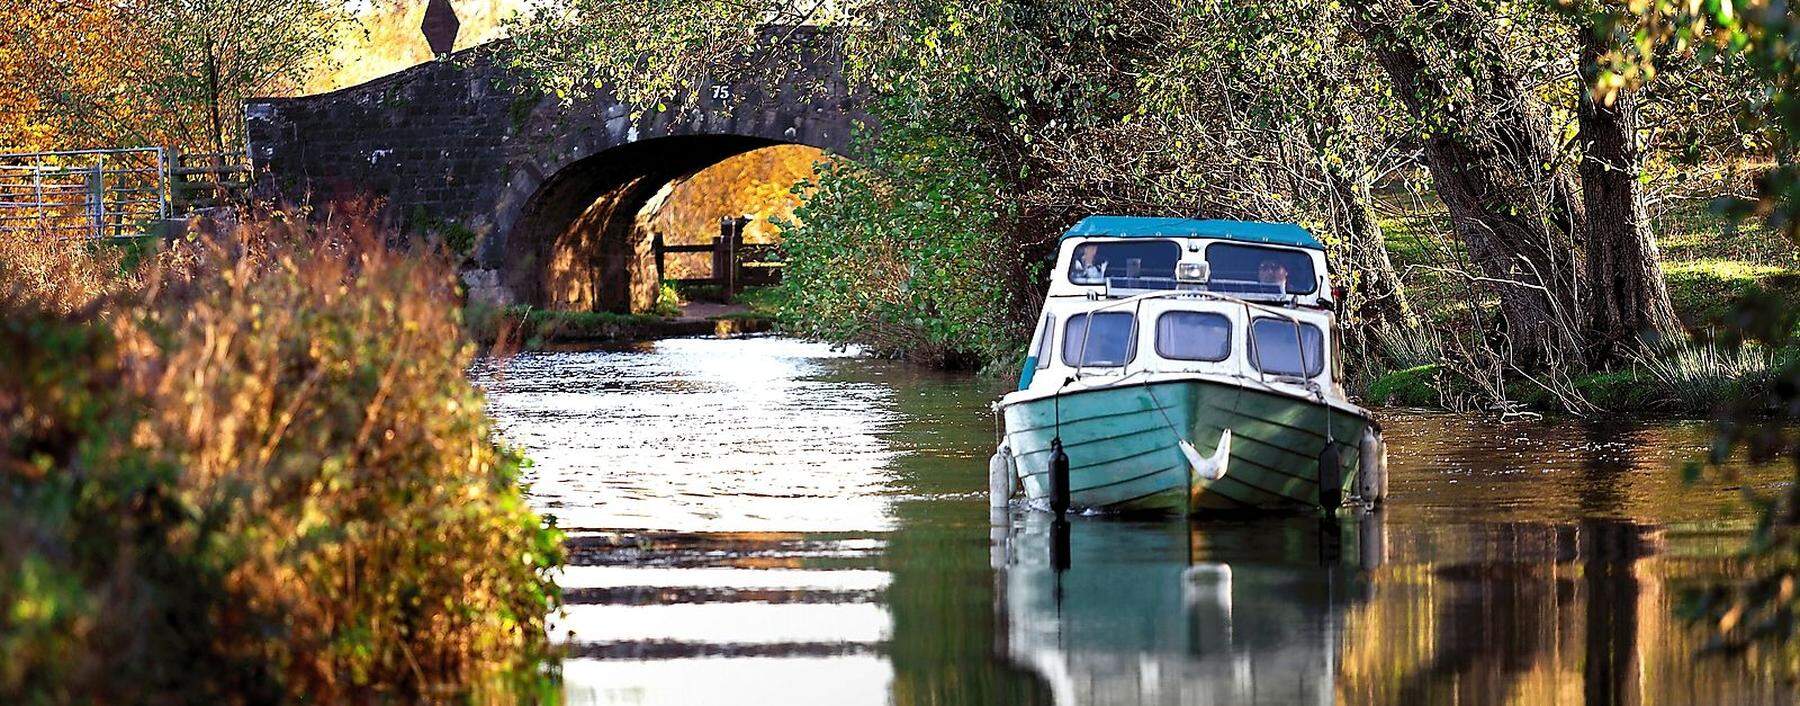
top-left (552, 566), bottom-right (891, 591)
top-left (552, 602), bottom-right (892, 645)
top-left (561, 656), bottom-right (893, 706)
top-left (480, 338), bottom-right (898, 533)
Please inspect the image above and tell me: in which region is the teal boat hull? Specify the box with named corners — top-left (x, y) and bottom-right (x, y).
top-left (1001, 378), bottom-right (1368, 513)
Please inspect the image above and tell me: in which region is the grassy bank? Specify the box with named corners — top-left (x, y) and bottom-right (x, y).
top-left (465, 284), bottom-right (785, 349)
top-left (0, 212), bottom-right (563, 702)
top-left (1366, 199), bottom-right (1800, 414)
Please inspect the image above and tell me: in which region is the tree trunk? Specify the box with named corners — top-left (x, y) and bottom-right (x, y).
top-left (1326, 167), bottom-right (1411, 328)
top-left (1577, 30), bottom-right (1683, 363)
top-left (1347, 3), bottom-right (1585, 367)
top-left (205, 34), bottom-right (224, 155)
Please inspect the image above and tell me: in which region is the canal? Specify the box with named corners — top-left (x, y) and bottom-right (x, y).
top-left (478, 336), bottom-right (1792, 705)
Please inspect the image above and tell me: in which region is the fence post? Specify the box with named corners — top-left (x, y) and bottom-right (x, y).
top-left (653, 232), bottom-right (665, 281)
top-left (155, 147), bottom-right (169, 221)
top-left (170, 147), bottom-right (186, 213)
top-left (32, 168), bottom-right (44, 234)
top-left (713, 218), bottom-right (731, 293)
top-left (726, 218), bottom-right (740, 297)
top-left (87, 162), bottom-right (104, 239)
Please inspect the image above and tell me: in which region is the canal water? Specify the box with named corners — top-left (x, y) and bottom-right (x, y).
top-left (478, 336), bottom-right (1795, 705)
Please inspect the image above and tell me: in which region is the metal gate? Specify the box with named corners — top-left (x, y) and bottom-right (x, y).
top-left (0, 147), bottom-right (250, 239)
top-left (0, 148), bottom-right (169, 239)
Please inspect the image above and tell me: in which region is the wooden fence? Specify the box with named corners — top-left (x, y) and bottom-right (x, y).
top-left (168, 149), bottom-right (251, 212)
top-left (653, 216), bottom-right (783, 295)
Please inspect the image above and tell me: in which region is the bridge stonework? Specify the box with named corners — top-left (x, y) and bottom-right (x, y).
top-left (245, 32), bottom-right (857, 312)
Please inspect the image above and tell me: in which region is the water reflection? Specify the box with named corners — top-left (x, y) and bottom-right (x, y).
top-left (998, 514), bottom-right (1373, 705)
top-left (990, 511), bottom-right (1792, 706)
top-left (478, 337), bottom-right (1796, 706)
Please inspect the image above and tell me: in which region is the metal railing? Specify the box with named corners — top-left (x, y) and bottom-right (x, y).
top-left (0, 147), bottom-right (249, 239)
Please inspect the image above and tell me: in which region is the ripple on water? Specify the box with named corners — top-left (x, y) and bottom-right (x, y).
top-left (481, 338), bottom-right (900, 533)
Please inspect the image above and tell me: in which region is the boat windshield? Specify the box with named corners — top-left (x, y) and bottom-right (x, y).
top-left (1155, 311), bottom-right (1231, 362)
top-left (1206, 243), bottom-right (1318, 295)
top-left (1067, 240), bottom-right (1181, 287)
top-left (1249, 318), bottom-right (1325, 377)
top-left (1063, 312), bottom-right (1138, 367)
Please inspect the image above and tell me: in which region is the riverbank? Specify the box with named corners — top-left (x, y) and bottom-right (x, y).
top-left (1361, 199), bottom-right (1800, 415)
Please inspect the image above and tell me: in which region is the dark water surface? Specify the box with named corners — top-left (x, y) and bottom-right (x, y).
top-left (478, 337), bottom-right (1794, 705)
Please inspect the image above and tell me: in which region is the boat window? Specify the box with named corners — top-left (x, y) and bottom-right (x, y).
top-left (1155, 311), bottom-right (1231, 362)
top-left (1067, 240), bottom-right (1181, 287)
top-left (1034, 314), bottom-right (1055, 370)
top-left (1205, 243), bottom-right (1318, 295)
top-left (1063, 312), bottom-right (1138, 367)
top-left (1249, 318), bottom-right (1325, 378)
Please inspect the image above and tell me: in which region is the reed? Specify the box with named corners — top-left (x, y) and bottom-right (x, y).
top-left (0, 227), bottom-right (132, 313)
top-left (1632, 338), bottom-right (1789, 413)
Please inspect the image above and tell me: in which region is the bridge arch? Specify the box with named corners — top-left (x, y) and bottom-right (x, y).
top-left (245, 29), bottom-right (860, 311)
top-left (503, 135), bottom-right (810, 312)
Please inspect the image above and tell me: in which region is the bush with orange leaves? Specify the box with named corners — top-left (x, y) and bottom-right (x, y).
top-left (0, 208), bottom-right (563, 703)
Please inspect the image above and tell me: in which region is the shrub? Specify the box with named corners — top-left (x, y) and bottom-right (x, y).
top-left (776, 112), bottom-right (1025, 369)
top-left (654, 280), bottom-right (684, 317)
top-left (0, 304), bottom-right (273, 702)
top-left (0, 208), bottom-right (563, 702)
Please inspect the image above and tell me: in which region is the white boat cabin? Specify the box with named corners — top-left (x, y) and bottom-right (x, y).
top-left (1018, 217), bottom-right (1346, 398)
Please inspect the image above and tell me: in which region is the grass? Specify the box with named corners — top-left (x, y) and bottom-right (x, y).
top-left (673, 282), bottom-right (726, 302)
top-left (1664, 259), bottom-right (1800, 328)
top-left (524, 308), bottom-right (666, 338)
top-left (1376, 193), bottom-right (1800, 330)
top-left (463, 284), bottom-right (787, 348)
top-left (733, 285), bottom-right (788, 319)
top-left (1630, 339), bottom-right (1789, 412)
top-left (1366, 343), bottom-right (1792, 415)
top-left (1366, 364), bottom-right (1444, 407)
top-left (0, 227), bottom-right (133, 313)
top-left (1568, 370), bottom-right (1658, 410)
top-left (1546, 342), bottom-right (1791, 414)
top-left (466, 304), bottom-right (669, 346)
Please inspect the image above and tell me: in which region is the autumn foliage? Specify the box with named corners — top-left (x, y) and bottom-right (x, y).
top-left (0, 209), bottom-right (562, 702)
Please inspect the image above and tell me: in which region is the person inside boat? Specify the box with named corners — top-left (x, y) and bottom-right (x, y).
top-left (1071, 244), bottom-right (1107, 284)
top-left (1257, 259), bottom-right (1289, 293)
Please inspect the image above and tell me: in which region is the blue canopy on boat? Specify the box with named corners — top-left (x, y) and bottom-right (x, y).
top-left (1061, 216), bottom-right (1324, 250)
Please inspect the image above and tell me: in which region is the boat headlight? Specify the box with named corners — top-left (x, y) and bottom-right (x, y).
top-left (1176, 262), bottom-right (1210, 282)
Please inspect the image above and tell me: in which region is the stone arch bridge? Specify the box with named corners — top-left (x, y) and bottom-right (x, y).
top-left (245, 29), bottom-right (859, 312)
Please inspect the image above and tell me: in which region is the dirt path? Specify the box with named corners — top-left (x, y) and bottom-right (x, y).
top-left (676, 302), bottom-right (752, 322)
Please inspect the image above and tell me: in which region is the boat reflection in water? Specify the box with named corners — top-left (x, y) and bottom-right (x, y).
top-left (995, 512), bottom-right (1378, 706)
top-left (991, 506), bottom-right (1796, 706)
